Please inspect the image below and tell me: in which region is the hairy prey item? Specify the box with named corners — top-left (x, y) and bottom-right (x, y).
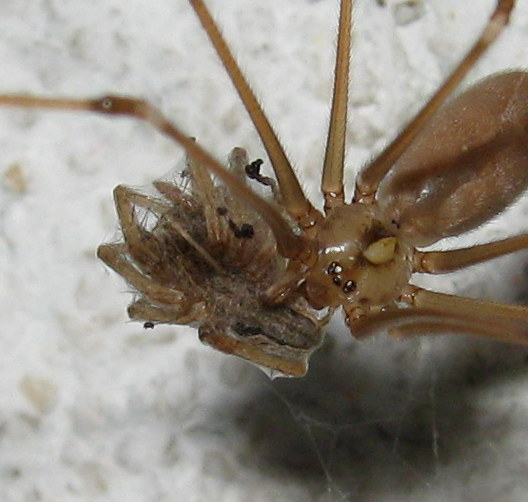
top-left (2, 0), bottom-right (528, 377)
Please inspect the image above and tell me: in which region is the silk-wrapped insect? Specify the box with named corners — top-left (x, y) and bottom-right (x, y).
top-left (1, 0), bottom-right (527, 377)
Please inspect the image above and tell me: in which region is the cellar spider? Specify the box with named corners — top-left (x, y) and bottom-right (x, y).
top-left (1, 0), bottom-right (528, 377)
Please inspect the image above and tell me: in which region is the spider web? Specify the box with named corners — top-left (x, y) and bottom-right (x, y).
top-left (225, 310), bottom-right (528, 502)
top-left (258, 329), bottom-right (444, 501)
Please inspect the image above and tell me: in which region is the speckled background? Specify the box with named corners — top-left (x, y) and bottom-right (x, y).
top-left (1, 0), bottom-right (528, 501)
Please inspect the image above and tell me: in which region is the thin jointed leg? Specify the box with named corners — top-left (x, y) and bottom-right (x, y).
top-left (321, 0), bottom-right (352, 211)
top-left (355, 0), bottom-right (516, 199)
top-left (414, 234), bottom-right (528, 273)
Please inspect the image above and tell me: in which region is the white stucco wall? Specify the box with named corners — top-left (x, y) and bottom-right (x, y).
top-left (1, 1), bottom-right (528, 501)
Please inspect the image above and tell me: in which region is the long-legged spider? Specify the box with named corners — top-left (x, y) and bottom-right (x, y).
top-left (1, 0), bottom-right (528, 377)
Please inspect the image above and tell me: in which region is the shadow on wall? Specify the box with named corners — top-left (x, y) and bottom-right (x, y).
top-left (198, 319), bottom-right (528, 500)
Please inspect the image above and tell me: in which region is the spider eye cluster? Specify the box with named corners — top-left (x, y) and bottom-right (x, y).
top-left (326, 261), bottom-right (343, 275)
top-left (326, 261), bottom-right (357, 294)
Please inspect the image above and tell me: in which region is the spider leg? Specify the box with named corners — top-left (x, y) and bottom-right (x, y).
top-left (322, 0), bottom-right (352, 212)
top-left (355, 0), bottom-right (516, 200)
top-left (128, 298), bottom-right (208, 325)
top-left (112, 184), bottom-right (174, 270)
top-left (192, 147), bottom-right (266, 248)
top-left (347, 303), bottom-right (528, 345)
top-left (406, 286), bottom-right (528, 344)
top-left (198, 325), bottom-right (309, 377)
top-left (263, 261), bottom-right (307, 305)
top-left (153, 181), bottom-right (200, 212)
top-left (97, 243), bottom-right (186, 305)
top-left (414, 234), bottom-right (528, 273)
top-left (388, 321), bottom-right (525, 343)
top-left (185, 147), bottom-right (226, 245)
top-left (348, 308), bottom-right (474, 338)
top-left (0, 94), bottom-right (308, 261)
top-left (113, 183), bottom-right (224, 273)
top-left (101, 187), bottom-right (212, 322)
top-left (187, 0), bottom-right (322, 229)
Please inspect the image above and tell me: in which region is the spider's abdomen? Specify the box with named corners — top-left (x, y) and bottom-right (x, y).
top-left (376, 72), bottom-right (528, 247)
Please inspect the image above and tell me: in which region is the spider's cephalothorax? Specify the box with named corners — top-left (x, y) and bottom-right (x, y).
top-left (2, 0), bottom-right (528, 376)
top-left (303, 203), bottom-right (412, 312)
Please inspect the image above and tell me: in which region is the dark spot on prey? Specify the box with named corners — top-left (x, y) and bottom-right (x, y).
top-left (245, 158), bottom-right (265, 180)
top-left (233, 322), bottom-right (263, 336)
top-left (228, 219), bottom-right (255, 239)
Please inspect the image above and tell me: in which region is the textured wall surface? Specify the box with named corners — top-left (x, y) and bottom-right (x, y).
top-left (1, 1), bottom-right (528, 501)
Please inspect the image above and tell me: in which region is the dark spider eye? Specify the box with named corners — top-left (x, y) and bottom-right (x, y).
top-left (343, 280), bottom-right (356, 293)
top-left (327, 261), bottom-right (343, 275)
top-left (332, 276), bottom-right (342, 286)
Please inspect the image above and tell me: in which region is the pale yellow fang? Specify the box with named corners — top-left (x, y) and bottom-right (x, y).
top-left (363, 237), bottom-right (397, 265)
